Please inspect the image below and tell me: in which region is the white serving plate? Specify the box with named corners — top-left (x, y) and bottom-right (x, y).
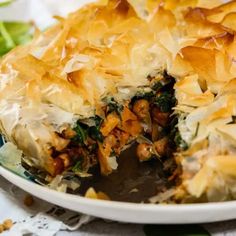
top-left (1, 0), bottom-right (236, 225)
top-left (1, 166), bottom-right (236, 224)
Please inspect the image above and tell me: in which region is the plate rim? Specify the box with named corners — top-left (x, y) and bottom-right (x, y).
top-left (1, 165), bottom-right (236, 224)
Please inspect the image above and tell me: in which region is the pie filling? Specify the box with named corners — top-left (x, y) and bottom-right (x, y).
top-left (23, 71), bottom-right (184, 199)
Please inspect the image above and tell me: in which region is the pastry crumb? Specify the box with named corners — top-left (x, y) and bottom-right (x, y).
top-left (24, 194), bottom-right (34, 207)
top-left (0, 219), bottom-right (13, 233)
top-left (3, 219), bottom-right (13, 230)
top-left (0, 225), bottom-right (4, 233)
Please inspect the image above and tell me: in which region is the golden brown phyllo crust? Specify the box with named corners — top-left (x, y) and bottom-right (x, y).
top-left (1, 0), bottom-right (236, 203)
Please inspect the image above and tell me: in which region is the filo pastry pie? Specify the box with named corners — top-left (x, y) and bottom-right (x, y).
top-left (1, 0), bottom-right (236, 203)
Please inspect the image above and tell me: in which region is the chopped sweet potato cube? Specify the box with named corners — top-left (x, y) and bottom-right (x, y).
top-left (100, 113), bottom-right (120, 136)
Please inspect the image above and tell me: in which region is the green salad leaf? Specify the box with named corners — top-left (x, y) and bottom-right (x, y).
top-left (0, 0), bottom-right (14, 7)
top-left (0, 21), bottom-right (32, 56)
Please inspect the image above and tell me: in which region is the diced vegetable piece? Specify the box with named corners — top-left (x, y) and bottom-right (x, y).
top-left (85, 187), bottom-right (97, 199)
top-left (85, 187), bottom-right (110, 200)
top-left (97, 191), bottom-right (110, 200)
top-left (98, 142), bottom-right (112, 175)
top-left (100, 113), bottom-right (120, 136)
top-left (120, 107), bottom-right (143, 136)
top-left (111, 129), bottom-right (130, 154)
top-left (104, 134), bottom-right (117, 148)
top-left (121, 119), bottom-right (142, 136)
top-left (118, 131), bottom-right (130, 147)
top-left (121, 106), bottom-right (137, 122)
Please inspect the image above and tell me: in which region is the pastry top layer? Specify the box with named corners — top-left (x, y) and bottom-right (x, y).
top-left (0, 0), bottom-right (178, 118)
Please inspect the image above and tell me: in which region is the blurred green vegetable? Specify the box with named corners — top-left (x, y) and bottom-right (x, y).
top-left (73, 116), bottom-right (104, 144)
top-left (73, 123), bottom-right (88, 144)
top-left (88, 116), bottom-right (104, 142)
top-left (0, 21), bottom-right (32, 56)
top-left (0, 0), bottom-right (14, 7)
top-left (72, 159), bottom-right (83, 173)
